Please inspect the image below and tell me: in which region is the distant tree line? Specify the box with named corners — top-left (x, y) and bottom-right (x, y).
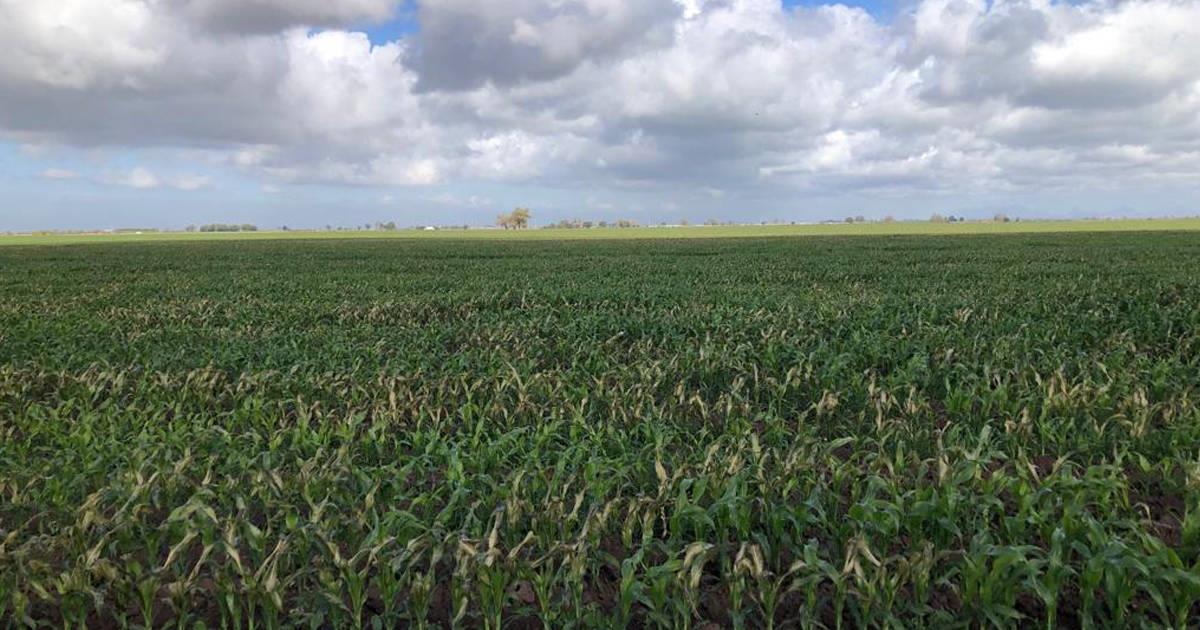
top-left (823, 213), bottom-right (1022, 224)
top-left (178, 212), bottom-right (1023, 234)
top-left (543, 218), bottom-right (642, 229)
top-left (930, 213), bottom-right (1018, 223)
top-left (545, 219), bottom-right (595, 229)
top-left (187, 224), bottom-right (258, 233)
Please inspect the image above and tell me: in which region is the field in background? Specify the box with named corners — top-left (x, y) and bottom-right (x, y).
top-left (3, 217), bottom-right (1200, 246)
top-left (2, 232), bottom-right (1198, 627)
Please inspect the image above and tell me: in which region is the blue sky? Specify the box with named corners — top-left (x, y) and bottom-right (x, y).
top-left (359, 3), bottom-right (420, 45)
top-left (785, 0), bottom-right (894, 15)
top-left (3, 0), bottom-right (1199, 231)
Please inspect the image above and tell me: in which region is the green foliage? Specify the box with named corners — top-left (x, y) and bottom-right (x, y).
top-left (0, 232), bottom-right (1198, 627)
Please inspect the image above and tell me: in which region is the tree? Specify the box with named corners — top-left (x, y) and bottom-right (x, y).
top-left (994, 213), bottom-right (1011, 223)
top-left (511, 207), bottom-right (531, 229)
top-left (930, 213), bottom-right (947, 223)
top-left (498, 208), bottom-right (532, 229)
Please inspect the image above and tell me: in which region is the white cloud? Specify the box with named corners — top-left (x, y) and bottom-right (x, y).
top-left (99, 167), bottom-right (212, 190)
top-left (40, 168), bottom-right (79, 180)
top-left (427, 192), bottom-right (492, 207)
top-left (0, 0), bottom-right (164, 90)
top-left (109, 167), bottom-right (160, 189)
top-left (1027, 1), bottom-right (1200, 108)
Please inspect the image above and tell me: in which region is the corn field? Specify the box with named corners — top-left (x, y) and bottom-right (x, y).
top-left (1, 232), bottom-right (1198, 628)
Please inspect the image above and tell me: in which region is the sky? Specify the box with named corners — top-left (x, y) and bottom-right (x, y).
top-left (2, 0), bottom-right (1199, 231)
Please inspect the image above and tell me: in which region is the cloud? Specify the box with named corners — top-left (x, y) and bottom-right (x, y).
top-left (40, 168), bottom-right (79, 180)
top-left (107, 167), bottom-right (160, 189)
top-left (100, 167), bottom-right (211, 190)
top-left (900, 0), bottom-right (1200, 110)
top-left (175, 0), bottom-right (397, 34)
top-left (2, 0), bottom-right (1200, 214)
top-left (426, 192), bottom-right (492, 207)
top-left (0, 0), bottom-right (164, 90)
top-left (1026, 2), bottom-right (1200, 109)
top-left (410, 0), bottom-right (681, 91)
